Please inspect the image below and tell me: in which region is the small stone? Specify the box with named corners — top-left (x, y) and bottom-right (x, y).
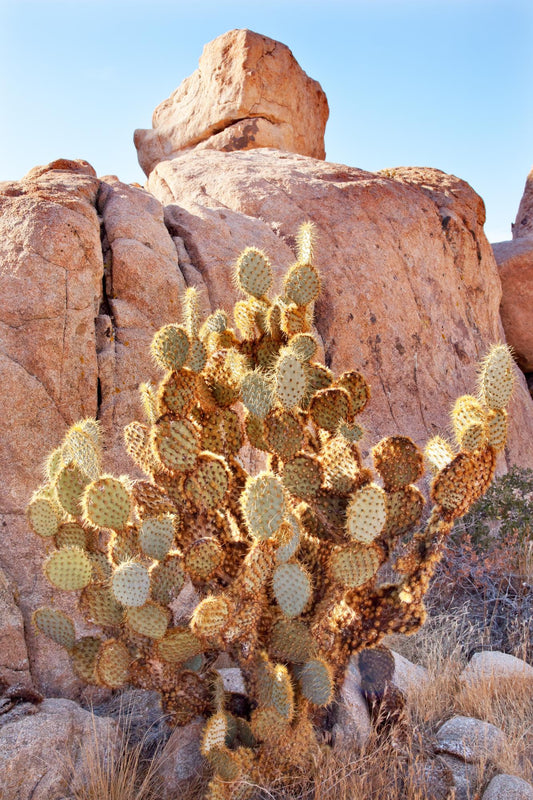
top-left (437, 754), bottom-right (480, 800)
top-left (218, 667), bottom-right (246, 695)
top-left (483, 774), bottom-right (533, 800)
top-left (155, 716), bottom-right (205, 798)
top-left (435, 716), bottom-right (507, 763)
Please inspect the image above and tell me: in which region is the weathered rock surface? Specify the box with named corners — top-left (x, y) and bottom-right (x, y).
top-left (460, 651), bottom-right (533, 687)
top-left (134, 29), bottom-right (328, 176)
top-left (0, 566), bottom-right (31, 687)
top-left (483, 774), bottom-right (533, 800)
top-left (147, 148), bottom-right (533, 465)
top-left (492, 237), bottom-right (533, 371)
top-left (155, 717), bottom-right (205, 797)
top-left (391, 650), bottom-right (429, 696)
top-left (332, 657), bottom-right (372, 748)
top-left (435, 716), bottom-right (507, 763)
top-left (513, 167), bottom-right (533, 240)
top-left (0, 697), bottom-right (119, 800)
top-left (437, 754), bottom-right (479, 800)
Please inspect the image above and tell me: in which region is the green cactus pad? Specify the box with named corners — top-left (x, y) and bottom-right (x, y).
top-left (282, 455), bottom-right (322, 501)
top-left (112, 561), bottom-right (151, 607)
top-left (244, 412), bottom-right (269, 452)
top-left (27, 492), bottom-right (62, 538)
top-left (299, 658), bottom-right (333, 706)
top-left (182, 286), bottom-right (202, 337)
top-left (256, 336), bottom-right (282, 370)
top-left (486, 408), bottom-right (508, 451)
top-left (70, 636), bottom-right (102, 683)
top-left (309, 387), bottom-right (352, 433)
top-left (187, 337), bottom-right (208, 373)
top-left (234, 247), bottom-right (273, 299)
top-left (44, 546), bottom-right (93, 591)
top-left (45, 447), bottom-right (64, 482)
top-left (156, 627), bottom-right (203, 664)
top-left (149, 554), bottom-right (185, 605)
top-left (33, 607), bottom-right (76, 650)
top-left (281, 302), bottom-right (312, 336)
top-left (296, 221), bottom-right (317, 265)
top-left (287, 333), bottom-right (318, 363)
top-left (372, 436), bottom-right (424, 491)
top-left (80, 583), bottom-right (124, 627)
top-left (275, 351), bottom-right (308, 411)
top-left (190, 595), bottom-right (230, 640)
top-left (459, 422), bottom-right (488, 452)
top-left (338, 420), bottom-right (365, 443)
top-left (55, 522), bottom-right (87, 550)
top-left (346, 483), bottom-right (387, 544)
top-left (151, 418), bottom-right (199, 473)
top-left (185, 454), bottom-right (230, 511)
top-left (200, 408), bottom-right (243, 457)
top-left (479, 343), bottom-right (514, 410)
top-left (237, 541), bottom-right (276, 596)
top-left (62, 425), bottom-right (100, 482)
top-left (283, 262), bottom-right (321, 307)
top-left (275, 515), bottom-right (301, 563)
top-left (452, 395), bottom-right (487, 450)
top-left (270, 618), bottom-right (314, 663)
top-left (271, 664), bottom-right (294, 720)
top-left (329, 543), bottom-right (380, 588)
top-left (241, 370), bottom-right (274, 420)
top-left (150, 324), bottom-right (190, 372)
top-left (424, 436), bottom-right (455, 475)
top-left (241, 472), bottom-right (287, 541)
top-left (126, 600), bottom-right (170, 639)
top-left (157, 368), bottom-right (197, 418)
top-left (139, 382), bottom-right (158, 424)
top-left (54, 462), bottom-right (91, 517)
top-left (264, 409), bottom-right (304, 462)
top-left (272, 562), bottom-right (312, 618)
top-left (95, 639), bottom-right (131, 689)
top-left (184, 537), bottom-right (224, 580)
top-left (139, 515), bottom-right (176, 561)
top-left (82, 476), bottom-right (131, 531)
top-left (337, 371), bottom-right (371, 414)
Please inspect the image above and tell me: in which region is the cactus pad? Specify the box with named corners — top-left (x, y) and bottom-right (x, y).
top-left (82, 476), bottom-right (131, 531)
top-left (44, 546), bottom-right (93, 591)
top-left (329, 543), bottom-right (380, 588)
top-left (346, 483), bottom-right (387, 543)
top-left (486, 408), bottom-right (508, 451)
top-left (96, 639), bottom-right (131, 688)
top-left (33, 607), bottom-right (76, 650)
top-left (299, 658), bottom-right (333, 706)
top-left (80, 583), bottom-right (124, 627)
top-left (55, 522), bottom-right (87, 550)
top-left (241, 473), bottom-right (287, 541)
top-left (425, 436), bottom-right (455, 475)
top-left (282, 455), bottom-right (322, 501)
top-left (372, 436), bottom-right (424, 490)
top-left (241, 370), bottom-right (273, 420)
top-left (191, 595), bottom-right (230, 640)
top-left (283, 262), bottom-right (321, 306)
top-left (479, 343), bottom-right (514, 409)
top-left (139, 515), bottom-right (176, 561)
top-left (126, 600), bottom-right (170, 639)
top-left (150, 324), bottom-right (190, 371)
top-left (54, 463), bottom-right (91, 516)
top-left (234, 247), bottom-right (273, 299)
top-left (264, 409), bottom-right (304, 461)
top-left (184, 537), bottom-right (224, 580)
top-left (112, 561), bottom-right (150, 607)
top-left (70, 636), bottom-right (102, 683)
top-left (309, 387), bottom-right (352, 432)
top-left (272, 562), bottom-right (312, 618)
top-left (157, 368), bottom-right (197, 417)
top-left (185, 454), bottom-right (230, 510)
top-left (27, 492), bottom-right (61, 538)
top-left (337, 371), bottom-right (370, 414)
top-left (157, 627), bottom-right (203, 664)
top-left (275, 515), bottom-right (301, 563)
top-left (270, 618), bottom-right (314, 663)
top-left (151, 418), bottom-right (199, 473)
top-left (275, 351), bottom-right (308, 410)
top-left (149, 554), bottom-right (185, 605)
top-left (287, 333), bottom-right (317, 362)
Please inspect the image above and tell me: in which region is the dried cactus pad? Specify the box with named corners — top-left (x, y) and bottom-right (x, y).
top-left (82, 476), bottom-right (131, 531)
top-left (372, 436), bottom-right (424, 490)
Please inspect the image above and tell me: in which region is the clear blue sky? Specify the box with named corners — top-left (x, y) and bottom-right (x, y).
top-left (1, 0), bottom-right (531, 242)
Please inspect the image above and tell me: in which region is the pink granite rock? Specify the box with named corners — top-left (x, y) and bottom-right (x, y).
top-left (512, 167), bottom-right (533, 240)
top-left (134, 29), bottom-right (328, 175)
top-left (493, 236), bottom-right (533, 371)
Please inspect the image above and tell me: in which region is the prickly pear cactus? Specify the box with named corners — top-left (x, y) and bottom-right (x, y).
top-left (27, 223), bottom-right (514, 798)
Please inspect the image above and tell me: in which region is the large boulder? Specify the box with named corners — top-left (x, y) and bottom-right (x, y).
top-left (512, 167), bottom-right (533, 240)
top-left (134, 29), bottom-right (329, 176)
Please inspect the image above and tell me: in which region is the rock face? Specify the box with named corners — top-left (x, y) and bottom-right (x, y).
top-left (0, 567), bottom-right (31, 688)
top-left (492, 167), bottom-right (533, 372)
top-left (0, 698), bottom-right (119, 800)
top-left (134, 29), bottom-right (328, 175)
top-left (2, 32), bottom-right (533, 703)
top-left (513, 167), bottom-right (533, 240)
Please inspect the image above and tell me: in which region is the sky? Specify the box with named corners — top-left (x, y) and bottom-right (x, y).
top-left (1, 0), bottom-right (531, 243)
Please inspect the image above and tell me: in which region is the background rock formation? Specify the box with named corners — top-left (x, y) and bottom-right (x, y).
top-left (1, 28), bottom-right (532, 697)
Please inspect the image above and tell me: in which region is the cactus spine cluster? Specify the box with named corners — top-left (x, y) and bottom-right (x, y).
top-left (27, 224), bottom-right (514, 798)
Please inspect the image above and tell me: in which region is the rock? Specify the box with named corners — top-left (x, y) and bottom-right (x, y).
top-left (155, 716), bottom-right (205, 797)
top-left (513, 167), bottom-right (533, 240)
top-left (435, 716), bottom-right (507, 763)
top-left (147, 148), bottom-right (533, 468)
top-left (0, 566), bottom-right (31, 687)
top-left (409, 757), bottom-right (455, 800)
top-left (437, 754), bottom-right (479, 800)
top-left (391, 650), bottom-right (429, 695)
top-left (0, 697), bottom-right (119, 800)
top-left (460, 651), bottom-right (533, 687)
top-left (492, 238), bottom-right (533, 371)
top-left (93, 689), bottom-right (169, 751)
top-left (332, 657), bottom-right (372, 748)
top-left (483, 774), bottom-right (533, 800)
top-left (218, 667), bottom-right (246, 695)
top-left (134, 29), bottom-right (328, 175)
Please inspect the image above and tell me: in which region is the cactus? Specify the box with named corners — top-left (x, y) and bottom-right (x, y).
top-left (27, 226), bottom-right (515, 797)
